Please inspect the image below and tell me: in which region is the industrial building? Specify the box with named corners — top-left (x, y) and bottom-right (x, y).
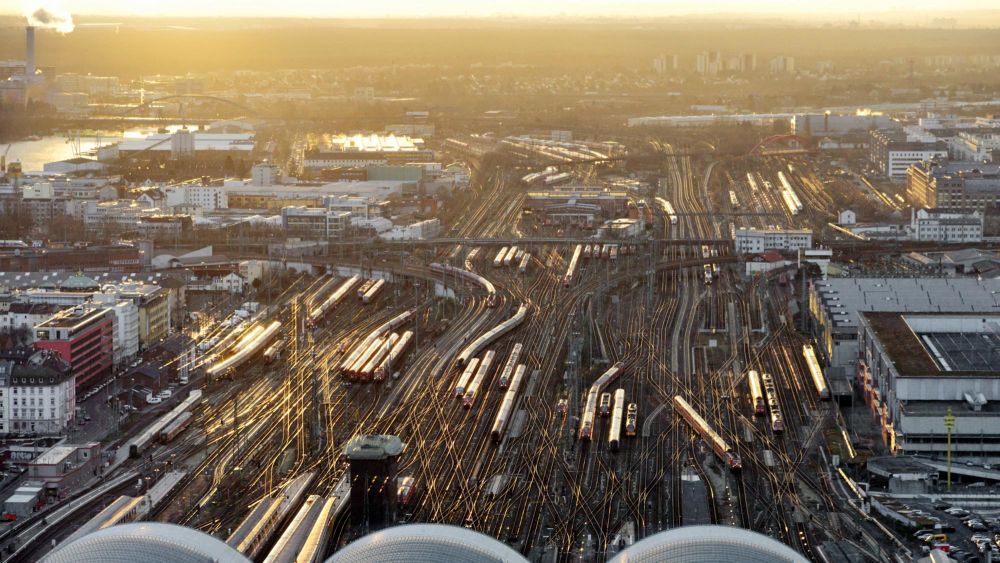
top-left (907, 159), bottom-right (1000, 210)
top-left (868, 130), bottom-right (948, 180)
top-left (858, 312), bottom-right (1000, 461)
top-left (523, 189), bottom-right (630, 225)
top-left (100, 131), bottom-right (256, 161)
top-left (303, 135), bottom-right (434, 173)
top-left (807, 277), bottom-right (1000, 369)
top-left (733, 226), bottom-right (813, 254)
top-left (791, 114), bottom-right (898, 138)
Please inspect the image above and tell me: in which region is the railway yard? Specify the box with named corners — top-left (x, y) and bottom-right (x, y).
top-left (12, 144), bottom-right (911, 563)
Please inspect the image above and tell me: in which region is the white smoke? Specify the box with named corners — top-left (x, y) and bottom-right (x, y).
top-left (23, 2), bottom-right (75, 34)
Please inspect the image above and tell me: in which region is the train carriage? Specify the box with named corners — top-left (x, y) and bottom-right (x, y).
top-left (672, 396), bottom-right (742, 471)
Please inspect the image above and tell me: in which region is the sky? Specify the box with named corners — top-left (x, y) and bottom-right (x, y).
top-left (1, 0), bottom-right (997, 18)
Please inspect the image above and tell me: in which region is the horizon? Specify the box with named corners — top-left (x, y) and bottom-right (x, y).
top-left (2, 0), bottom-right (1000, 19)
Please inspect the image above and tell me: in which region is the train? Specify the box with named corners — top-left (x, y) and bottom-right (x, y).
top-left (490, 363), bottom-right (528, 443)
top-left (463, 350), bottom-right (496, 409)
top-left (777, 171), bottom-right (803, 215)
top-left (671, 395), bottom-right (742, 471)
top-left (373, 330), bottom-right (413, 381)
top-left (497, 343), bottom-right (523, 389)
top-left (608, 389), bottom-right (625, 452)
top-left (703, 264), bottom-right (714, 285)
top-left (625, 403), bottom-right (638, 437)
top-left (654, 197), bottom-right (678, 225)
top-left (228, 472), bottom-right (314, 560)
top-left (503, 246), bottom-right (518, 266)
top-left (518, 252), bottom-right (531, 275)
top-left (454, 357), bottom-right (480, 398)
top-left (128, 390), bottom-right (202, 458)
top-left (748, 369), bottom-right (766, 416)
top-left (361, 279), bottom-right (386, 304)
top-left (397, 476), bottom-right (417, 507)
top-left (357, 333), bottom-right (400, 379)
top-left (307, 275), bottom-right (361, 326)
top-left (802, 344), bottom-right (831, 400)
top-left (761, 372), bottom-right (784, 433)
top-left (429, 262), bottom-right (497, 307)
top-left (746, 173), bottom-right (759, 192)
top-left (578, 362), bottom-right (625, 441)
top-left (563, 244), bottom-right (583, 287)
top-left (159, 411), bottom-right (193, 443)
top-left (608, 245), bottom-right (619, 261)
top-left (339, 309), bottom-right (415, 381)
top-left (456, 305), bottom-right (528, 366)
top-left (729, 190), bottom-right (740, 209)
top-left (598, 392), bottom-right (612, 417)
top-left (206, 321), bottom-right (282, 379)
top-left (263, 339), bottom-right (284, 363)
top-left (356, 279), bottom-right (375, 299)
top-left (493, 246), bottom-right (509, 268)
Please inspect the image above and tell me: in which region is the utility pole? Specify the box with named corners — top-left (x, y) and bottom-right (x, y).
top-left (945, 408), bottom-right (955, 490)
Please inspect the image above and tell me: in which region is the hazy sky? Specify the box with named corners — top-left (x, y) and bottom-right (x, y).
top-left (2, 0), bottom-right (995, 18)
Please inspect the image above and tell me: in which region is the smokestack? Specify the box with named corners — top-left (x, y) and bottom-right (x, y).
top-left (25, 26), bottom-right (35, 80)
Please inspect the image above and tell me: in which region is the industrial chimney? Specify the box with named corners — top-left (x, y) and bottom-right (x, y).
top-left (25, 26), bottom-right (35, 80)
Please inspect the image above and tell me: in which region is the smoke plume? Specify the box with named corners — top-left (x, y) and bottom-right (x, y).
top-left (24, 2), bottom-right (75, 34)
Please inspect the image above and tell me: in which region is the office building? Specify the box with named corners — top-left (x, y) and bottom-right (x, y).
top-left (653, 54), bottom-right (679, 74)
top-left (733, 227), bottom-right (813, 254)
top-left (869, 130), bottom-right (948, 180)
top-left (907, 159), bottom-right (1000, 210)
top-left (768, 56), bottom-right (795, 73)
top-left (34, 306), bottom-right (113, 388)
top-left (909, 208), bottom-right (983, 242)
top-left (280, 206), bottom-right (350, 240)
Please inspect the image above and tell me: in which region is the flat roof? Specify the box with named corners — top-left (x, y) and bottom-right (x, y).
top-left (344, 435), bottom-right (403, 460)
top-left (33, 445), bottom-right (76, 465)
top-left (812, 277), bottom-right (1000, 330)
top-left (863, 312), bottom-right (1000, 377)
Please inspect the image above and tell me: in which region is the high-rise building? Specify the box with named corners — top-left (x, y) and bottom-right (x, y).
top-left (345, 435), bottom-right (403, 529)
top-left (652, 54), bottom-right (678, 74)
top-left (768, 55), bottom-right (795, 74)
top-left (695, 51), bottom-right (721, 75)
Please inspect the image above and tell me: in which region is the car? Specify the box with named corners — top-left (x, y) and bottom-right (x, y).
top-left (146, 396), bottom-right (161, 405)
top-left (158, 390), bottom-right (172, 398)
top-left (915, 531), bottom-right (934, 540)
top-left (985, 464), bottom-right (993, 470)
top-left (933, 502), bottom-right (952, 510)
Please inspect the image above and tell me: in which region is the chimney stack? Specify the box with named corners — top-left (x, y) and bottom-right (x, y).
top-left (25, 26), bottom-right (35, 80)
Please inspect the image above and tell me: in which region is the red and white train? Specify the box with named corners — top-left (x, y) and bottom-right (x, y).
top-left (761, 372), bottom-right (784, 434)
top-left (578, 362), bottom-right (625, 441)
top-left (497, 343), bottom-right (523, 389)
top-left (490, 364), bottom-right (528, 443)
top-left (608, 389), bottom-right (626, 451)
top-left (802, 344), bottom-right (831, 401)
top-left (462, 350), bottom-right (496, 409)
top-left (748, 369), bottom-right (766, 416)
top-left (307, 275), bottom-right (361, 326)
top-left (672, 395), bottom-right (742, 471)
top-left (563, 244), bottom-right (583, 288)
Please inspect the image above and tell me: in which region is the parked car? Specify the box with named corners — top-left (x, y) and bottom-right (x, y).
top-left (146, 396), bottom-right (161, 405)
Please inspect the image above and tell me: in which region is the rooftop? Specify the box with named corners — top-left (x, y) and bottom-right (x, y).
top-left (308, 134), bottom-right (425, 154)
top-left (812, 277), bottom-right (1000, 330)
top-left (862, 312), bottom-right (1000, 377)
top-left (344, 434), bottom-right (404, 460)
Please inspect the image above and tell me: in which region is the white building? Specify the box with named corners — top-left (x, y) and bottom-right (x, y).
top-left (90, 295), bottom-right (139, 369)
top-left (769, 56), bottom-right (795, 73)
top-left (83, 201), bottom-right (157, 232)
top-left (838, 209), bottom-right (856, 225)
top-left (163, 185), bottom-right (228, 212)
top-left (188, 272), bottom-right (245, 294)
top-left (888, 147), bottom-right (949, 179)
top-left (0, 303), bottom-right (64, 343)
top-left (250, 161), bottom-right (282, 187)
top-left (910, 208), bottom-right (983, 243)
top-left (733, 227), bottom-right (812, 254)
top-left (948, 131), bottom-right (1000, 161)
top-left (380, 219), bottom-right (441, 241)
top-left (280, 206), bottom-right (350, 240)
top-left (3, 351), bottom-right (76, 435)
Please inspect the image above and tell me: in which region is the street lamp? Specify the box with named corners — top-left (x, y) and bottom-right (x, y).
top-left (944, 407), bottom-right (955, 490)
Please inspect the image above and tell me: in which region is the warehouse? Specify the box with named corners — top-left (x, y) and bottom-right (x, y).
top-left (858, 312), bottom-right (1000, 462)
